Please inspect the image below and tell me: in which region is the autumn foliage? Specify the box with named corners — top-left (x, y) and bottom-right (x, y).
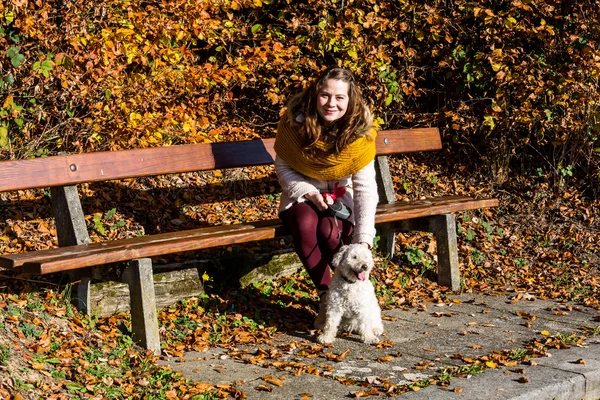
top-left (0, 0), bottom-right (598, 188)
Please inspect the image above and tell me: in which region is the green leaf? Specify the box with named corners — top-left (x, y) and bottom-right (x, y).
top-left (466, 228), bottom-right (475, 241)
top-left (251, 24), bottom-right (262, 34)
top-left (7, 47), bottom-right (25, 68)
top-left (385, 93), bottom-right (393, 105)
top-left (0, 125), bottom-right (9, 149)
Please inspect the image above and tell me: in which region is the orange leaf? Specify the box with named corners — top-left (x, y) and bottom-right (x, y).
top-left (30, 362), bottom-right (45, 370)
top-left (262, 375), bottom-right (283, 387)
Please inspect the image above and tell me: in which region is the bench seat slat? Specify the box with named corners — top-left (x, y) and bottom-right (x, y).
top-left (0, 223), bottom-right (265, 269)
top-left (374, 197), bottom-right (499, 224)
top-left (0, 128), bottom-right (440, 192)
top-left (1, 195), bottom-right (497, 275)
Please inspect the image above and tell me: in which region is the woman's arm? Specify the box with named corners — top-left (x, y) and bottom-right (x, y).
top-left (351, 160), bottom-right (379, 247)
top-left (275, 156), bottom-right (327, 209)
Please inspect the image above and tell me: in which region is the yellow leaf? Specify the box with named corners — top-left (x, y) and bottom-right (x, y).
top-left (485, 361), bottom-right (498, 368)
top-left (262, 375), bottom-right (283, 387)
top-left (541, 330), bottom-right (551, 336)
top-left (505, 17), bottom-right (517, 29)
top-left (31, 362), bottom-right (45, 370)
top-left (490, 60), bottom-right (503, 72)
top-left (3, 94), bottom-right (13, 109)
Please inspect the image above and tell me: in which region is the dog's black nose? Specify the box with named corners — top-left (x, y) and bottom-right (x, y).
top-left (361, 264), bottom-right (368, 271)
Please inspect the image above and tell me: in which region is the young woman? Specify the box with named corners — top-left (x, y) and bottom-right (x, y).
top-left (273, 67), bottom-right (379, 328)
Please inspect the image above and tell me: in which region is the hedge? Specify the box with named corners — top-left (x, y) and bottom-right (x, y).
top-left (1, 0), bottom-right (598, 188)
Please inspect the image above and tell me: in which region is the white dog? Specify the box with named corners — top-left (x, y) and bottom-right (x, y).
top-left (316, 244), bottom-right (384, 344)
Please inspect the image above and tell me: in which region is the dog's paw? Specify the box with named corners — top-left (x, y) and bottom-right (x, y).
top-left (339, 323), bottom-right (355, 334)
top-left (317, 333), bottom-right (336, 344)
top-left (372, 326), bottom-right (384, 336)
top-left (362, 334), bottom-right (379, 345)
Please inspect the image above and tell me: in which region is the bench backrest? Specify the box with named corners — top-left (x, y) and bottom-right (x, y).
top-left (0, 128), bottom-right (440, 192)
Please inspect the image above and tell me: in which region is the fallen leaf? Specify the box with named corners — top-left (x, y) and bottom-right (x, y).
top-left (30, 362), bottom-right (45, 370)
top-left (262, 375), bottom-right (284, 386)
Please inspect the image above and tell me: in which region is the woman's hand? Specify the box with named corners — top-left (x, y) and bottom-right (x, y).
top-left (305, 191), bottom-right (331, 211)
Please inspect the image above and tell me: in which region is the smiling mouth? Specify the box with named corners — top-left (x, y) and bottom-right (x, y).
top-left (356, 271), bottom-right (367, 281)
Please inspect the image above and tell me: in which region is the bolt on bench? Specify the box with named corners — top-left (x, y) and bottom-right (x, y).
top-left (0, 128), bottom-right (498, 353)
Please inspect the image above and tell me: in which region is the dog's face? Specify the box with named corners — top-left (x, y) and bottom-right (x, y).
top-left (331, 244), bottom-right (374, 283)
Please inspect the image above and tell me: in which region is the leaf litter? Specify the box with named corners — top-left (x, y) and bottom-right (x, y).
top-left (0, 157), bottom-right (599, 398)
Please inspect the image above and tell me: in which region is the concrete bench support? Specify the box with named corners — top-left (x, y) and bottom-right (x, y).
top-left (51, 185), bottom-right (161, 353)
top-left (122, 258), bottom-right (161, 355)
top-left (396, 214), bottom-right (460, 291)
top-left (374, 155), bottom-right (397, 257)
top-left (50, 185), bottom-right (95, 312)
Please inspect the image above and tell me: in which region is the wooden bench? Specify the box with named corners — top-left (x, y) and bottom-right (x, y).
top-left (0, 128), bottom-right (498, 353)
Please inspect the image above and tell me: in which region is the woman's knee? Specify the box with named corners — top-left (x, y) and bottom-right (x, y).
top-left (284, 202), bottom-right (320, 237)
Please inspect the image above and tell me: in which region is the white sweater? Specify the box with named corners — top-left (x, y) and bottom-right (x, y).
top-left (275, 156), bottom-right (379, 247)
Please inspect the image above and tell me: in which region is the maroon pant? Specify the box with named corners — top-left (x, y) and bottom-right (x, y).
top-left (281, 202), bottom-right (354, 291)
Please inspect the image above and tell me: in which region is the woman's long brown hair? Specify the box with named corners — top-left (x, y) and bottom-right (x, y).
top-left (287, 67), bottom-right (374, 155)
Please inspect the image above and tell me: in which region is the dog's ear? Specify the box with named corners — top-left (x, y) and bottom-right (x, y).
top-left (331, 245), bottom-right (348, 269)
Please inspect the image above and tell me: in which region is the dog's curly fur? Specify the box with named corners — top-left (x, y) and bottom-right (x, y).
top-left (317, 244), bottom-right (384, 344)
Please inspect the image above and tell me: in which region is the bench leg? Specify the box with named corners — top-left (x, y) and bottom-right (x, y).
top-left (122, 258), bottom-right (161, 355)
top-left (394, 215), bottom-right (461, 292)
top-left (428, 214), bottom-right (461, 291)
top-left (376, 222), bottom-right (396, 258)
top-left (75, 277), bottom-right (92, 315)
top-left (374, 155), bottom-right (397, 257)
top-left (50, 185), bottom-right (90, 247)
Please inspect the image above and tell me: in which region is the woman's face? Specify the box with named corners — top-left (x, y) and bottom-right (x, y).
top-left (316, 79), bottom-right (350, 123)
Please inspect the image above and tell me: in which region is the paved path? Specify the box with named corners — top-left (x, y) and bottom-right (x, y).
top-left (163, 292), bottom-right (600, 399)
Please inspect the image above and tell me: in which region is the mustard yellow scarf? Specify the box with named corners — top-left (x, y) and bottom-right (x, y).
top-left (274, 116), bottom-right (377, 180)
